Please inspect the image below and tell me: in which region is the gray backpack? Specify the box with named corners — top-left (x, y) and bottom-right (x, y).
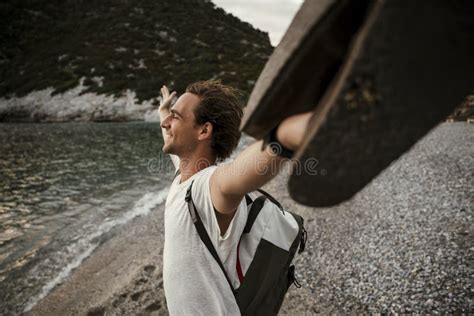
top-left (185, 181), bottom-right (307, 315)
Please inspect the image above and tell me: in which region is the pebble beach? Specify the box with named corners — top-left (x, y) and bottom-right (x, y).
top-left (26, 123), bottom-right (473, 315)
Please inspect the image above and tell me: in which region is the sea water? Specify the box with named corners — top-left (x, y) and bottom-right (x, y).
top-left (0, 122), bottom-right (174, 314)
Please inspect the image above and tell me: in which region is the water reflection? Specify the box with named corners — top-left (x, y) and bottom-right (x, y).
top-left (0, 122), bottom-right (170, 313)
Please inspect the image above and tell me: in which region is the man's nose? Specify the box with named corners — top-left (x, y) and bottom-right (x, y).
top-left (160, 114), bottom-right (171, 129)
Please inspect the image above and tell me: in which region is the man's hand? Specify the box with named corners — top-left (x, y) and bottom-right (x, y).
top-left (210, 111), bottom-right (313, 216)
top-left (159, 85), bottom-right (180, 169)
top-left (277, 112), bottom-right (313, 151)
top-left (159, 85), bottom-right (177, 117)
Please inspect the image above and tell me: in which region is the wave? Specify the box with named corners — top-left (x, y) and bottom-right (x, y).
top-left (23, 187), bottom-right (169, 313)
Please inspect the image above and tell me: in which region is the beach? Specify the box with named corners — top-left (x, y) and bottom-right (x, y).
top-left (26, 122), bottom-right (472, 314)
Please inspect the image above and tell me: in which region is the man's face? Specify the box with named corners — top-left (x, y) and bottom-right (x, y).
top-left (160, 92), bottom-right (202, 157)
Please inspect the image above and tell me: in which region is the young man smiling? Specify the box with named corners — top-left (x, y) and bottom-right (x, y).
top-left (159, 81), bottom-right (311, 315)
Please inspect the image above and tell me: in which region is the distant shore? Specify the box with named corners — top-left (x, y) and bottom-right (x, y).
top-left (1, 88), bottom-right (472, 124)
top-left (0, 81), bottom-right (162, 124)
top-left (28, 123), bottom-right (473, 314)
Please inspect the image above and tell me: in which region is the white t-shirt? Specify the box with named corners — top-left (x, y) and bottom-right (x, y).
top-left (163, 165), bottom-right (247, 315)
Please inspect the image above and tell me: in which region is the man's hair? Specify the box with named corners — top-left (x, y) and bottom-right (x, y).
top-left (186, 80), bottom-right (243, 160)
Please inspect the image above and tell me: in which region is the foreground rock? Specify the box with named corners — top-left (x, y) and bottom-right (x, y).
top-left (29, 123), bottom-right (472, 314)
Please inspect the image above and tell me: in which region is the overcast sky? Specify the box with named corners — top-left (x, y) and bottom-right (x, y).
top-left (211, 0), bottom-right (304, 46)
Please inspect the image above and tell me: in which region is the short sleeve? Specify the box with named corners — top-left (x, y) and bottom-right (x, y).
top-left (190, 166), bottom-right (247, 261)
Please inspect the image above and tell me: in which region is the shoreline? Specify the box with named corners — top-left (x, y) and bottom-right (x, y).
top-left (27, 123), bottom-right (472, 314)
top-left (27, 202), bottom-right (167, 315)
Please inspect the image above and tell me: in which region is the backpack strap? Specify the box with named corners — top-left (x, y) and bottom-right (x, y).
top-left (242, 189), bottom-right (284, 234)
top-left (244, 194), bottom-right (253, 206)
top-left (243, 195), bottom-right (267, 234)
top-left (185, 181), bottom-right (236, 294)
top-left (236, 194), bottom-right (267, 284)
top-left (256, 188), bottom-right (283, 210)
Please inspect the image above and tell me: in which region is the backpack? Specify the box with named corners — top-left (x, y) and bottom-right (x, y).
top-left (185, 180), bottom-right (307, 316)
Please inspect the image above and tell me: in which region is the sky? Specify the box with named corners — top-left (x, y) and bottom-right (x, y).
top-left (211, 0), bottom-right (304, 46)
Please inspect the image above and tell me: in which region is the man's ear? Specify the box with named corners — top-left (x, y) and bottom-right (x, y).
top-left (198, 122), bottom-right (213, 141)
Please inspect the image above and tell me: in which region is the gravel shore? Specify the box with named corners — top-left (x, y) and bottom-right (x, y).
top-left (28, 123), bottom-right (473, 315)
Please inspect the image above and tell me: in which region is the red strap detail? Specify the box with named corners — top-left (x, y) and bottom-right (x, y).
top-left (236, 240), bottom-right (244, 284)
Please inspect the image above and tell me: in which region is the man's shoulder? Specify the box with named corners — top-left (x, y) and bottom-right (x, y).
top-left (191, 165), bottom-right (218, 190)
top-left (170, 165), bottom-right (217, 191)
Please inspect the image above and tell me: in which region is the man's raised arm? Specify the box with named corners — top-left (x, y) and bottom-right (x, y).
top-left (210, 112), bottom-right (312, 214)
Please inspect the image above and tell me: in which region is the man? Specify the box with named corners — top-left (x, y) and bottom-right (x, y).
top-left (159, 81), bottom-right (311, 315)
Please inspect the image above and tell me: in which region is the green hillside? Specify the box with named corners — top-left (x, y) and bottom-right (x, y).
top-left (0, 0), bottom-right (273, 103)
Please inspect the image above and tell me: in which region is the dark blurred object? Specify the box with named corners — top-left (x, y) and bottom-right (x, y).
top-left (241, 0), bottom-right (474, 206)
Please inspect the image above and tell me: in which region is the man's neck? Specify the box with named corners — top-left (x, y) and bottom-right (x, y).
top-left (178, 151), bottom-right (216, 182)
